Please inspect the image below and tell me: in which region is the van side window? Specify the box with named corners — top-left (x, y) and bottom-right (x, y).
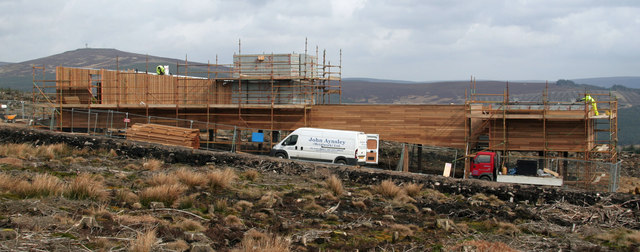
top-left (284, 135), bottom-right (298, 146)
top-left (475, 154), bottom-right (491, 163)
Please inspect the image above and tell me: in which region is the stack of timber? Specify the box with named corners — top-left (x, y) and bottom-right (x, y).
top-left (126, 123), bottom-right (200, 149)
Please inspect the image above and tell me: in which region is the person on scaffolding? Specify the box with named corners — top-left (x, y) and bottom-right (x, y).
top-left (577, 94), bottom-right (599, 116)
top-left (156, 65), bottom-right (165, 75)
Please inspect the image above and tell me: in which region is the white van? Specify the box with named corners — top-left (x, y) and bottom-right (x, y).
top-left (270, 127), bottom-right (368, 165)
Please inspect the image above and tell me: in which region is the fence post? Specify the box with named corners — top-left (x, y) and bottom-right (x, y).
top-left (125, 112), bottom-right (129, 130)
top-left (148, 116), bottom-right (150, 124)
top-left (231, 126), bottom-right (237, 153)
top-left (190, 120), bottom-right (193, 129)
top-left (49, 108), bottom-right (55, 131)
top-left (20, 101), bottom-right (24, 119)
top-left (93, 113), bottom-right (98, 136)
top-left (87, 108), bottom-right (91, 134)
top-left (71, 108), bottom-right (74, 133)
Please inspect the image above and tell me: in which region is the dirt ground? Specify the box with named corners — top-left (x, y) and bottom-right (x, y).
top-left (0, 124), bottom-right (639, 251)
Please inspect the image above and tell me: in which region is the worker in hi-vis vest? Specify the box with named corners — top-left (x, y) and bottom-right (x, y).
top-left (156, 65), bottom-right (165, 75)
top-left (578, 94), bottom-right (598, 116)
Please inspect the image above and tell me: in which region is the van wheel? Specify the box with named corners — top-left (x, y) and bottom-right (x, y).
top-left (335, 159), bottom-right (347, 165)
top-left (275, 153), bottom-right (286, 159)
top-left (479, 175), bottom-right (491, 181)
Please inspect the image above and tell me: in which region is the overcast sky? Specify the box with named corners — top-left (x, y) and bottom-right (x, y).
top-left (1, 0), bottom-right (639, 81)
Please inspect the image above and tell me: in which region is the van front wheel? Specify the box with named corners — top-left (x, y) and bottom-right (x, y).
top-left (275, 153), bottom-right (286, 159)
top-left (335, 159), bottom-right (347, 165)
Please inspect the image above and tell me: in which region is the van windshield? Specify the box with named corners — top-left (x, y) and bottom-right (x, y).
top-left (283, 135), bottom-right (298, 146)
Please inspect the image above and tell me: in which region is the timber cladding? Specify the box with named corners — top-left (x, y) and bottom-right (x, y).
top-left (56, 67), bottom-right (232, 105)
top-left (308, 104), bottom-right (467, 148)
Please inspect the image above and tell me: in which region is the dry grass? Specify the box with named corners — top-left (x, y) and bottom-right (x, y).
top-left (424, 188), bottom-right (451, 204)
top-left (352, 200), bottom-right (367, 210)
top-left (225, 215), bottom-right (244, 226)
top-left (130, 229), bottom-right (157, 252)
top-left (243, 169), bottom-right (260, 182)
top-left (142, 159), bottom-right (164, 171)
top-left (15, 173), bottom-right (65, 198)
top-left (325, 175), bottom-right (344, 196)
top-left (66, 173), bottom-right (107, 201)
top-left (0, 157), bottom-right (24, 167)
top-left (235, 200), bottom-right (254, 212)
top-left (36, 143), bottom-right (71, 159)
top-left (447, 240), bottom-right (517, 252)
top-left (115, 214), bottom-right (166, 226)
top-left (173, 218), bottom-right (206, 232)
top-left (389, 224), bottom-right (416, 237)
top-left (148, 173), bottom-right (179, 186)
top-left (115, 189), bottom-right (140, 206)
top-left (163, 239), bottom-right (189, 252)
top-left (232, 229), bottom-right (290, 252)
top-left (0, 173), bottom-right (12, 191)
top-left (207, 168), bottom-right (237, 190)
top-left (124, 163), bottom-right (141, 170)
top-left (469, 193), bottom-right (505, 207)
top-left (139, 184), bottom-right (187, 207)
top-left (258, 191), bottom-right (281, 208)
top-left (403, 182), bottom-right (423, 198)
top-left (373, 180), bottom-right (402, 199)
top-left (0, 143), bottom-right (32, 159)
top-left (174, 168), bottom-right (208, 187)
top-left (594, 228), bottom-right (640, 248)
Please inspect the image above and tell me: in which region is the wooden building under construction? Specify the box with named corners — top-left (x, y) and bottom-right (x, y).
top-left (32, 51), bottom-right (619, 190)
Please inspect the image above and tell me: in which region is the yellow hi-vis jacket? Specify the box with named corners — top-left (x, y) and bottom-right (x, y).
top-left (156, 65), bottom-right (165, 75)
top-left (585, 95), bottom-right (598, 116)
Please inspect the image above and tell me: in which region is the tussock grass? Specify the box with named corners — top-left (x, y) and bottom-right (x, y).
top-left (164, 239), bottom-right (189, 252)
top-left (130, 229), bottom-right (157, 252)
top-left (469, 193), bottom-right (504, 207)
top-left (36, 143), bottom-right (71, 159)
top-left (207, 168), bottom-right (237, 190)
top-left (0, 143), bottom-right (32, 159)
top-left (447, 240), bottom-right (517, 252)
top-left (139, 184), bottom-right (187, 207)
top-left (325, 175), bottom-right (344, 196)
top-left (15, 173), bottom-right (65, 198)
top-left (115, 214), bottom-right (166, 226)
top-left (352, 200), bottom-right (367, 210)
top-left (66, 173), bottom-right (107, 201)
top-left (142, 159), bottom-right (164, 171)
top-left (234, 200), bottom-right (254, 212)
top-left (232, 229), bottom-right (290, 252)
top-left (403, 182), bottom-right (423, 198)
top-left (225, 215), bottom-right (244, 226)
top-left (124, 163), bottom-right (141, 170)
top-left (174, 168), bottom-right (207, 187)
top-left (0, 173), bottom-right (12, 191)
top-left (148, 173), bottom-right (179, 186)
top-left (243, 169), bottom-right (260, 182)
top-left (389, 223), bottom-right (416, 237)
top-left (173, 218), bottom-right (205, 232)
top-left (373, 180), bottom-right (402, 199)
top-left (115, 189), bottom-right (139, 205)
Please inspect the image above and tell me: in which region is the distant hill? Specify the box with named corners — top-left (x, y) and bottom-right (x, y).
top-left (0, 62), bottom-right (11, 66)
top-left (572, 77), bottom-right (640, 89)
top-left (0, 48), bottom-right (216, 90)
top-left (341, 79), bottom-right (640, 107)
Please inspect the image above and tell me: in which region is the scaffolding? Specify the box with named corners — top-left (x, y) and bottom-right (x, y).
top-left (464, 78), bottom-right (618, 190)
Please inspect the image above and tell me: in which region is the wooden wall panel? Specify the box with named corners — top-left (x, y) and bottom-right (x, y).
top-left (56, 67), bottom-right (232, 105)
top-left (308, 105), bottom-right (467, 148)
top-left (490, 119), bottom-right (589, 152)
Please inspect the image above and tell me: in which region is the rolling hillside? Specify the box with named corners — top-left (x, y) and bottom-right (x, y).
top-left (0, 48), bottom-right (216, 90)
